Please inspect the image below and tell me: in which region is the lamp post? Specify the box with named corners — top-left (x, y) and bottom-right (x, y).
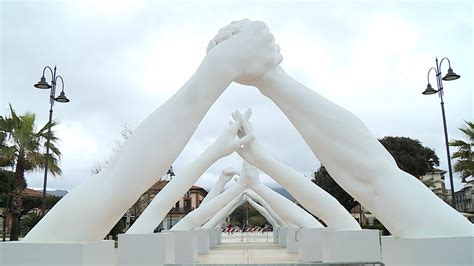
top-left (34, 66), bottom-right (70, 216)
top-left (422, 57), bottom-right (460, 208)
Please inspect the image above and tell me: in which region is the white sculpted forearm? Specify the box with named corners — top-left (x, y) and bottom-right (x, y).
top-left (202, 195), bottom-right (244, 229)
top-left (259, 157), bottom-right (360, 230)
top-left (258, 67), bottom-right (473, 237)
top-left (24, 61), bottom-right (233, 242)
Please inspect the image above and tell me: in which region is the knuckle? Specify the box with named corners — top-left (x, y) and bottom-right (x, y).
top-left (252, 21), bottom-right (266, 29)
top-left (264, 32), bottom-right (274, 42)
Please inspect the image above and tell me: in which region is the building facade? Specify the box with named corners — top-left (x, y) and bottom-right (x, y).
top-left (453, 179), bottom-right (474, 222)
top-left (127, 180), bottom-right (208, 231)
top-left (419, 168), bottom-right (449, 202)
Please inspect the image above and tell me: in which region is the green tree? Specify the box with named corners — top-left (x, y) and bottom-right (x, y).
top-left (0, 170), bottom-right (14, 193)
top-left (21, 195), bottom-right (61, 218)
top-left (229, 202), bottom-right (268, 228)
top-left (0, 104), bottom-right (61, 240)
top-left (248, 216), bottom-right (267, 227)
top-left (312, 166), bottom-right (358, 212)
top-left (449, 121), bottom-right (473, 182)
top-left (107, 217), bottom-right (126, 241)
top-left (379, 136), bottom-right (439, 177)
top-left (20, 213), bottom-right (42, 236)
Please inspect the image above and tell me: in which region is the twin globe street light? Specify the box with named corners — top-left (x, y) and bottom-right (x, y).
top-left (422, 57), bottom-right (460, 208)
top-left (34, 66), bottom-right (70, 216)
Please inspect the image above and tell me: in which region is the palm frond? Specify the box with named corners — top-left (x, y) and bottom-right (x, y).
top-left (44, 142), bottom-right (61, 158)
top-left (8, 103), bottom-right (21, 129)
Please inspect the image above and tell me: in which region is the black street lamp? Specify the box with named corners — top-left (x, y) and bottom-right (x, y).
top-left (34, 66), bottom-right (70, 216)
top-left (423, 57), bottom-right (460, 208)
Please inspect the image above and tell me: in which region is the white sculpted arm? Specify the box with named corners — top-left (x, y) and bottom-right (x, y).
top-left (254, 68), bottom-right (473, 237)
top-left (241, 162), bottom-right (322, 229)
top-left (171, 162), bottom-right (251, 231)
top-left (212, 22), bottom-right (472, 237)
top-left (234, 112), bottom-right (360, 230)
top-left (200, 168), bottom-right (239, 206)
top-left (24, 20), bottom-right (280, 242)
top-left (201, 193), bottom-right (245, 229)
top-left (246, 197), bottom-right (279, 227)
top-left (245, 189), bottom-right (287, 227)
top-left (126, 120), bottom-right (253, 234)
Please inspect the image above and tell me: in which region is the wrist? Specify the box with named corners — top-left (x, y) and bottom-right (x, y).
top-left (204, 145), bottom-right (225, 162)
top-left (256, 156), bottom-right (277, 171)
top-left (256, 66), bottom-right (288, 96)
top-left (201, 53), bottom-right (237, 82)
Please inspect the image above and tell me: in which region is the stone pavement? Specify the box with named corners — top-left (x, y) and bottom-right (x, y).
top-left (198, 232), bottom-right (300, 264)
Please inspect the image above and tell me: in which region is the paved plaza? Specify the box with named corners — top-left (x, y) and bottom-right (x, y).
top-left (198, 232), bottom-right (299, 264)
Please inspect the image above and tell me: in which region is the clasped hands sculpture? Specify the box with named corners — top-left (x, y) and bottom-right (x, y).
top-left (24, 19), bottom-right (472, 243)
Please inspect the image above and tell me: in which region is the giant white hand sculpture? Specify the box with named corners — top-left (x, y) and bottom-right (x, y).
top-left (24, 20), bottom-right (281, 243)
top-left (211, 21), bottom-right (473, 238)
top-left (171, 161), bottom-right (251, 231)
top-left (200, 167), bottom-right (239, 206)
top-left (172, 160), bottom-right (322, 230)
top-left (239, 162), bottom-right (322, 229)
top-left (201, 192), bottom-right (246, 229)
top-left (126, 120), bottom-right (253, 234)
top-left (246, 196), bottom-right (279, 227)
top-left (202, 190), bottom-right (283, 229)
top-left (233, 112), bottom-right (360, 230)
top-left (173, 167), bottom-right (238, 230)
top-left (244, 189), bottom-right (288, 227)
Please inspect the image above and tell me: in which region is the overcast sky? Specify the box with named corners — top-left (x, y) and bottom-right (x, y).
top-left (1, 0), bottom-right (472, 193)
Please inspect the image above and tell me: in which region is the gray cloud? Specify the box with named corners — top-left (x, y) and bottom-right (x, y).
top-left (1, 1), bottom-right (472, 194)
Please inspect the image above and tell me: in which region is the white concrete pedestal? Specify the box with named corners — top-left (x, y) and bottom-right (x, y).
top-left (322, 229), bottom-right (381, 263)
top-left (286, 227), bottom-right (299, 253)
top-left (209, 228), bottom-right (217, 248)
top-left (298, 228), bottom-right (325, 262)
top-left (278, 226), bottom-right (287, 247)
top-left (166, 230), bottom-right (197, 263)
top-left (196, 229), bottom-right (210, 255)
top-left (273, 226), bottom-right (279, 244)
top-left (215, 228), bottom-right (222, 244)
top-left (0, 240), bottom-right (115, 266)
top-left (118, 233), bottom-right (174, 265)
top-left (382, 235), bottom-right (474, 266)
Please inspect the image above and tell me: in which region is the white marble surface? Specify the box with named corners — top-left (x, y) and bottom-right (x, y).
top-left (322, 229), bottom-right (381, 263)
top-left (382, 235), bottom-right (474, 266)
top-left (117, 233), bottom-right (174, 265)
top-left (0, 240), bottom-right (115, 266)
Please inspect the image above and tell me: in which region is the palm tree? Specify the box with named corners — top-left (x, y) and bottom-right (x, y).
top-left (0, 104), bottom-right (61, 240)
top-left (449, 121), bottom-right (474, 183)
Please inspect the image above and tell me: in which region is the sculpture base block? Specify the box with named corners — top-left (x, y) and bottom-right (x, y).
top-left (197, 229), bottom-right (210, 254)
top-left (298, 228), bottom-right (325, 262)
top-left (118, 233), bottom-right (174, 265)
top-left (278, 226), bottom-right (287, 247)
top-left (273, 228), bottom-right (278, 244)
top-left (322, 229), bottom-right (381, 263)
top-left (209, 228), bottom-right (217, 248)
top-left (286, 227), bottom-right (299, 253)
top-left (215, 228), bottom-right (222, 244)
top-left (382, 235), bottom-right (474, 266)
top-left (0, 240), bottom-right (115, 266)
top-left (166, 230), bottom-right (198, 263)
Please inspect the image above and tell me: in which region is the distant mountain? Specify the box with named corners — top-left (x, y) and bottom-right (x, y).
top-left (199, 184), bottom-right (295, 201)
top-left (270, 186), bottom-right (295, 201)
top-left (47, 189), bottom-right (68, 197)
